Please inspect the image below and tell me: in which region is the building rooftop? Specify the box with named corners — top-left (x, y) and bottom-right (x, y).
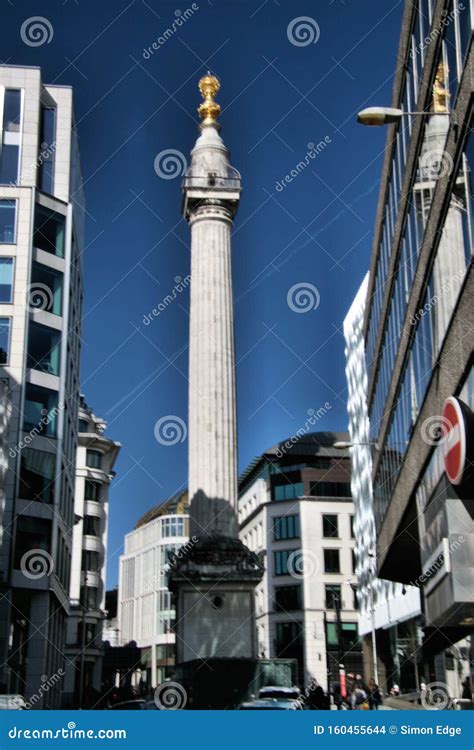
top-left (134, 490), bottom-right (189, 529)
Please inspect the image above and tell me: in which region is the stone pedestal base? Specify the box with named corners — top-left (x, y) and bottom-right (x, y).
top-left (168, 536), bottom-right (264, 665)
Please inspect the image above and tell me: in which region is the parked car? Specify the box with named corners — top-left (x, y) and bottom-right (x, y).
top-left (259, 686), bottom-right (301, 700)
top-left (238, 697), bottom-right (301, 710)
top-left (109, 698), bottom-right (158, 710)
top-left (0, 695), bottom-right (26, 710)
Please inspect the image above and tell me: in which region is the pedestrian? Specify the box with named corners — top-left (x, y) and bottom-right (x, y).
top-left (367, 677), bottom-right (382, 709)
top-left (461, 676), bottom-right (472, 700)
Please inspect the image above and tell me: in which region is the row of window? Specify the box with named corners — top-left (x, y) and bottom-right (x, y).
top-left (271, 513), bottom-right (354, 541)
top-left (272, 583), bottom-right (358, 612)
top-left (274, 548), bottom-right (354, 576)
top-left (365, 0), bottom-right (470, 373)
top-left (272, 481), bottom-right (352, 501)
top-left (373, 121), bottom-right (474, 528)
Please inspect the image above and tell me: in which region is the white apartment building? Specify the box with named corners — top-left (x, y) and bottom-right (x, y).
top-left (238, 433), bottom-right (361, 692)
top-left (0, 66), bottom-right (84, 707)
top-left (63, 397), bottom-right (120, 708)
top-left (118, 492), bottom-right (188, 688)
top-left (343, 275), bottom-right (421, 688)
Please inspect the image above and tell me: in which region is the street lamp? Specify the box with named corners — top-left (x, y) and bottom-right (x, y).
top-left (357, 106), bottom-right (450, 126)
top-left (333, 440), bottom-right (378, 450)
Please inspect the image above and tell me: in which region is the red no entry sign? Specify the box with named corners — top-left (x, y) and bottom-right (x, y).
top-left (442, 397), bottom-right (469, 485)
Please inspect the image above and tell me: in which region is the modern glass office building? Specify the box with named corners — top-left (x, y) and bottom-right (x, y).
top-left (0, 66), bottom-right (84, 706)
top-left (363, 0), bottom-right (473, 690)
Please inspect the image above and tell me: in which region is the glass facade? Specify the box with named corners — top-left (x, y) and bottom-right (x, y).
top-left (19, 447), bottom-right (55, 503)
top-left (0, 258), bottom-right (13, 302)
top-left (23, 383), bottom-right (58, 437)
top-left (30, 262), bottom-right (63, 315)
top-left (38, 107), bottom-right (56, 194)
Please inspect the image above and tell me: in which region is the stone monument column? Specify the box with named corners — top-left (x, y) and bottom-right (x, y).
top-left (169, 76), bottom-right (263, 683)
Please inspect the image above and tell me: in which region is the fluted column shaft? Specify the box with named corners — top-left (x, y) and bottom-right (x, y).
top-left (188, 202), bottom-right (238, 539)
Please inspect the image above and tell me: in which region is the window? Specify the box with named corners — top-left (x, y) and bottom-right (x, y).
top-left (273, 514), bottom-right (300, 540)
top-left (324, 549), bottom-right (340, 573)
top-left (80, 586), bottom-right (99, 610)
top-left (322, 514), bottom-right (338, 538)
top-left (33, 205), bottom-right (65, 257)
top-left (275, 621), bottom-right (304, 660)
top-left (23, 383), bottom-right (58, 437)
top-left (81, 550), bottom-right (100, 572)
top-left (273, 482), bottom-right (304, 501)
top-left (27, 322), bottom-right (61, 376)
top-left (0, 258), bottom-right (13, 302)
top-left (83, 516), bottom-right (101, 537)
top-left (325, 584), bottom-right (341, 609)
top-left (310, 481), bottom-right (351, 497)
top-left (0, 90), bottom-right (21, 184)
top-left (86, 450), bottom-right (102, 469)
top-left (325, 621), bottom-right (360, 651)
top-left (0, 200), bottom-right (16, 242)
top-left (29, 262), bottom-right (63, 315)
top-left (350, 515), bottom-right (355, 538)
top-left (353, 586), bottom-right (359, 610)
top-left (38, 108), bottom-right (56, 194)
top-left (162, 517), bottom-right (185, 538)
top-left (352, 549), bottom-right (357, 574)
top-left (274, 548), bottom-right (298, 576)
top-left (274, 584), bottom-right (302, 611)
top-left (78, 419), bottom-right (89, 433)
top-left (19, 448), bottom-right (55, 503)
top-left (14, 516), bottom-right (51, 571)
top-left (85, 480), bottom-right (101, 502)
top-left (0, 318), bottom-right (10, 364)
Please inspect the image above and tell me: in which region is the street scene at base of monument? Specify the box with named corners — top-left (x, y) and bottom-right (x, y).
top-left (0, 0), bottom-right (472, 734)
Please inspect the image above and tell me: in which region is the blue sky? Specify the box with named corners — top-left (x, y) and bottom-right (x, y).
top-left (4, 0), bottom-right (403, 587)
